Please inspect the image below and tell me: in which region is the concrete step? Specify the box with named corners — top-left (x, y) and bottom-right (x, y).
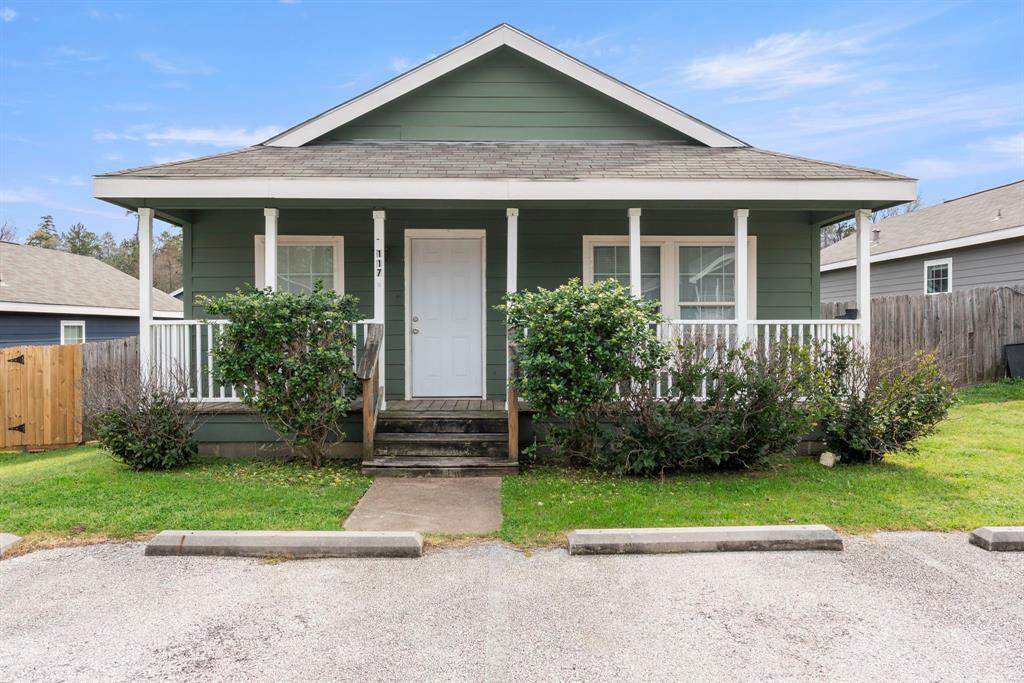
top-left (378, 412), bottom-right (507, 435)
top-left (374, 432), bottom-right (508, 458)
top-left (362, 456), bottom-right (518, 477)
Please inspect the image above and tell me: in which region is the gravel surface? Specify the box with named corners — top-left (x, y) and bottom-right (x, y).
top-left (1, 532), bottom-right (1022, 682)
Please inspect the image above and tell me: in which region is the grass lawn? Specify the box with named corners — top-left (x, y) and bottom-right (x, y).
top-left (0, 447), bottom-right (372, 544)
top-left (501, 380), bottom-right (1024, 545)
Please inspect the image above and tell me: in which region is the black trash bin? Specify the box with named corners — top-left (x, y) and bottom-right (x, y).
top-left (1006, 343), bottom-right (1024, 379)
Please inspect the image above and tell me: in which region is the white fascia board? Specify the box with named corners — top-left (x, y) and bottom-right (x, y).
top-left (0, 301), bottom-right (184, 318)
top-left (263, 25), bottom-right (744, 149)
top-left (94, 176), bottom-right (917, 203)
top-left (820, 223), bottom-right (1024, 272)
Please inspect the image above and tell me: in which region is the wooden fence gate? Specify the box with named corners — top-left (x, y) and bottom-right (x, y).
top-left (1, 344), bottom-right (83, 449)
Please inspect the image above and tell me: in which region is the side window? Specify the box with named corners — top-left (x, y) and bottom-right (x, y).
top-left (61, 321), bottom-right (85, 345)
top-left (592, 245), bottom-right (661, 302)
top-left (255, 236), bottom-right (344, 293)
top-left (924, 258), bottom-right (952, 294)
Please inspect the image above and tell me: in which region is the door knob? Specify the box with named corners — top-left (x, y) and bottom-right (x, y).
top-left (412, 316), bottom-right (419, 322)
top-left (412, 328), bottom-right (420, 334)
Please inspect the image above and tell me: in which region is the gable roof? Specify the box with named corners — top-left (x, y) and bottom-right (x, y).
top-left (263, 24), bottom-right (745, 148)
top-left (0, 242), bottom-right (183, 317)
top-left (99, 141), bottom-right (908, 181)
top-left (821, 180), bottom-right (1024, 269)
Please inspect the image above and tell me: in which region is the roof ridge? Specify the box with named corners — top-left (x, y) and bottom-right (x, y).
top-left (942, 178), bottom-right (1024, 204)
top-left (750, 147), bottom-right (912, 181)
top-left (98, 146), bottom-right (259, 177)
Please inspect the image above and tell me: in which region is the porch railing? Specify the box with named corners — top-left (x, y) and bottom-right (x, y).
top-left (150, 318), bottom-right (378, 402)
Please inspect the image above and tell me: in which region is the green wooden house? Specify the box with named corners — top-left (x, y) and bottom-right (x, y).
top-left (93, 24), bottom-right (915, 474)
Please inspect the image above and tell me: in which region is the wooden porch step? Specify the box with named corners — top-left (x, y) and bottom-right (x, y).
top-left (362, 456), bottom-right (518, 478)
top-left (377, 411), bottom-right (507, 434)
top-left (373, 432), bottom-right (508, 458)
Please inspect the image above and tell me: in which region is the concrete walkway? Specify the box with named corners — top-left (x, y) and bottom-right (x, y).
top-left (343, 477), bottom-right (502, 534)
top-left (1, 533), bottom-right (1022, 681)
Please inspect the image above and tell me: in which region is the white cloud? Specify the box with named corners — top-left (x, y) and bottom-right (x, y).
top-left (45, 175), bottom-right (85, 187)
top-left (390, 53), bottom-right (435, 73)
top-left (899, 132), bottom-right (1024, 180)
top-left (105, 102), bottom-right (156, 112)
top-left (280, 0), bottom-right (301, 4)
top-left (139, 52), bottom-right (217, 76)
top-left (557, 34), bottom-right (625, 59)
top-left (152, 153), bottom-right (194, 164)
top-left (94, 125), bottom-right (282, 147)
top-left (1, 7), bottom-right (15, 22)
top-left (49, 46), bottom-right (107, 63)
top-left (0, 186), bottom-right (46, 204)
top-left (682, 30), bottom-right (868, 97)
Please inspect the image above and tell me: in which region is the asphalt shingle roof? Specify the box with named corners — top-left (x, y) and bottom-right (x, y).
top-left (0, 242), bottom-right (183, 314)
top-left (99, 141), bottom-right (910, 181)
top-left (821, 180), bottom-right (1024, 266)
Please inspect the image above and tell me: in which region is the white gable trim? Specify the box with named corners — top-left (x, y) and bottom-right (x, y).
top-left (94, 176), bottom-right (917, 203)
top-left (263, 24), bottom-right (745, 149)
top-left (821, 223), bottom-right (1024, 272)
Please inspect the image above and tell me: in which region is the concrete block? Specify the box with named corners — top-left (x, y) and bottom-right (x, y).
top-left (0, 533), bottom-right (22, 557)
top-left (145, 530), bottom-right (423, 559)
top-left (969, 527), bottom-right (1024, 551)
top-left (568, 524), bottom-right (843, 555)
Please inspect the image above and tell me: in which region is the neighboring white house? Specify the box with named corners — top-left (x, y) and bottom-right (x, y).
top-left (821, 180), bottom-right (1024, 302)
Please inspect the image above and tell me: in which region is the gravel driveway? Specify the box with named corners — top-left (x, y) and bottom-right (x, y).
top-left (1, 532), bottom-right (1021, 682)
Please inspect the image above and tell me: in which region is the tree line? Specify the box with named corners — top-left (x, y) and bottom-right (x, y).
top-left (1, 216), bottom-right (182, 294)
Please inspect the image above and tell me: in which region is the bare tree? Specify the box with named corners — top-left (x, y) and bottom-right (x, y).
top-left (0, 221), bottom-right (16, 242)
top-left (821, 195), bottom-right (922, 248)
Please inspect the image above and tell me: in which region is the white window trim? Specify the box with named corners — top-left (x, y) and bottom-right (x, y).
top-left (582, 235), bottom-right (757, 319)
top-left (923, 257), bottom-right (953, 295)
top-left (60, 320), bottom-right (86, 345)
top-left (254, 235), bottom-right (345, 292)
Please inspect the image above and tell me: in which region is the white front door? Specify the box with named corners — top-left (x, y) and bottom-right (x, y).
top-left (408, 236), bottom-right (484, 397)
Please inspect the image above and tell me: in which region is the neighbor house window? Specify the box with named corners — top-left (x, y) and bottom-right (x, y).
top-left (60, 321), bottom-right (85, 345)
top-left (924, 257), bottom-right (952, 294)
top-left (255, 235), bottom-right (344, 294)
top-left (583, 235), bottom-right (755, 320)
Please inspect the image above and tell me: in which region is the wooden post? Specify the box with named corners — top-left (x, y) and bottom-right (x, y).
top-left (855, 209), bottom-right (872, 354)
top-left (628, 208), bottom-right (641, 298)
top-left (733, 208), bottom-right (749, 342)
top-left (372, 210), bottom-right (386, 408)
top-left (264, 208), bottom-right (278, 292)
top-left (138, 208), bottom-right (154, 382)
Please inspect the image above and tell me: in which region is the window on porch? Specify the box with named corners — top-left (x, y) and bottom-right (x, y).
top-left (254, 235), bottom-right (345, 293)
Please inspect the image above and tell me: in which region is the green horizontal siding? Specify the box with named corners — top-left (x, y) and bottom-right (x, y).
top-left (316, 48), bottom-right (692, 142)
top-left (185, 207), bottom-right (818, 402)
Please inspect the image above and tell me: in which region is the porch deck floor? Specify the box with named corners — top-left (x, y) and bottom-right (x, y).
top-left (385, 399), bottom-right (505, 412)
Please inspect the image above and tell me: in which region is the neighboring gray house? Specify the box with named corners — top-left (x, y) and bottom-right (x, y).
top-left (821, 180), bottom-right (1024, 302)
top-left (0, 241), bottom-right (183, 347)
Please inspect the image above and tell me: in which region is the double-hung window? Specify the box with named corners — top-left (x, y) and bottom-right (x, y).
top-left (60, 320), bottom-right (85, 345)
top-left (255, 235), bottom-right (345, 294)
top-left (924, 257), bottom-right (952, 294)
top-left (583, 235), bottom-right (756, 321)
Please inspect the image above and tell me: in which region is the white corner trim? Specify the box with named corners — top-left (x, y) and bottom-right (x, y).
top-left (254, 234), bottom-right (345, 292)
top-left (60, 320), bottom-right (86, 345)
top-left (262, 25), bottom-right (744, 148)
top-left (821, 223), bottom-right (1024, 272)
top-left (923, 257), bottom-right (953, 295)
top-left (94, 176), bottom-right (917, 203)
top-left (0, 301), bottom-right (183, 318)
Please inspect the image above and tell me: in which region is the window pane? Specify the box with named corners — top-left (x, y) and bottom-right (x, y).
top-left (926, 264), bottom-right (949, 294)
top-left (277, 244), bottom-right (337, 293)
top-left (679, 304), bottom-right (735, 320)
top-left (680, 245), bottom-right (735, 306)
top-left (592, 245), bottom-right (660, 303)
top-left (63, 325), bottom-right (84, 344)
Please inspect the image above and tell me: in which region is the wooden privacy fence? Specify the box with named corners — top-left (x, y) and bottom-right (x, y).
top-left (822, 285), bottom-right (1024, 386)
top-left (1, 344), bottom-right (82, 449)
top-left (0, 336), bottom-right (139, 449)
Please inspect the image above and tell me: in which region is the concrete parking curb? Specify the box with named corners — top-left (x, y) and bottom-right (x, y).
top-left (568, 524), bottom-right (843, 555)
top-left (0, 533), bottom-right (22, 557)
top-left (145, 530), bottom-right (423, 559)
top-left (969, 527), bottom-right (1024, 552)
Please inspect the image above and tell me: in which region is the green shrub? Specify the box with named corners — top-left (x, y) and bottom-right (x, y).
top-left (595, 340), bottom-right (818, 475)
top-left (94, 388), bottom-right (198, 471)
top-left (811, 338), bottom-right (955, 463)
top-left (198, 285), bottom-right (361, 467)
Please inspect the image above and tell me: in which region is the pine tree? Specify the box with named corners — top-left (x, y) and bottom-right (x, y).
top-left (25, 215), bottom-right (60, 249)
top-left (61, 222), bottom-right (102, 257)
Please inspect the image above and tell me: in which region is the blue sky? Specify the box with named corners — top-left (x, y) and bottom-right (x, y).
top-left (1, 0), bottom-right (1022, 240)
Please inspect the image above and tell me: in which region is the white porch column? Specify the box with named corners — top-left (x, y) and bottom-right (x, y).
top-left (506, 208), bottom-right (519, 293)
top-left (733, 209), bottom-right (749, 341)
top-left (138, 207), bottom-right (154, 381)
top-left (263, 208), bottom-right (279, 292)
top-left (628, 208), bottom-right (642, 298)
top-left (372, 209), bottom-right (386, 407)
top-left (855, 208), bottom-right (872, 353)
